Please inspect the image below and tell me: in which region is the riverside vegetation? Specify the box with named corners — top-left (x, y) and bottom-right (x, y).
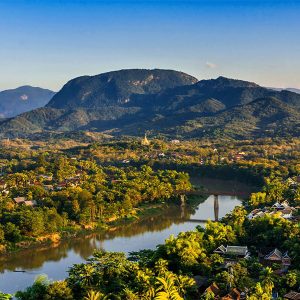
top-left (0, 137), bottom-right (300, 299)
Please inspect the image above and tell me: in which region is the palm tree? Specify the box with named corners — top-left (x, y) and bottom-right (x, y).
top-left (154, 273), bottom-right (183, 300)
top-left (83, 290), bottom-right (103, 300)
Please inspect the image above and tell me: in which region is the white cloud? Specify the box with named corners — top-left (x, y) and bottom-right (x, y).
top-left (205, 62), bottom-right (217, 69)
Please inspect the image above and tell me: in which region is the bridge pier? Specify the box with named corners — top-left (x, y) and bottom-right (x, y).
top-left (214, 194), bottom-right (219, 221)
top-left (180, 194), bottom-right (186, 206)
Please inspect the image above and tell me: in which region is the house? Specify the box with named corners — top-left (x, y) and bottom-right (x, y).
top-left (247, 208), bottom-right (262, 219)
top-left (252, 210), bottom-right (266, 219)
top-left (272, 202), bottom-right (283, 209)
top-left (24, 200), bottom-right (37, 207)
top-left (226, 246), bottom-right (249, 258)
top-left (38, 174), bottom-right (53, 181)
top-left (214, 245), bottom-right (249, 259)
top-left (13, 197), bottom-right (26, 204)
top-left (56, 182), bottom-right (67, 190)
top-left (43, 184), bottom-right (54, 191)
top-left (272, 201), bottom-right (290, 210)
top-left (281, 200), bottom-right (290, 209)
top-left (221, 288), bottom-right (245, 300)
top-left (0, 180), bottom-right (7, 190)
top-left (170, 139), bottom-right (180, 144)
top-left (204, 282), bottom-right (221, 297)
top-left (214, 245), bottom-right (227, 254)
top-left (284, 291), bottom-right (300, 300)
top-left (263, 248), bottom-right (291, 268)
top-left (281, 207), bottom-right (294, 219)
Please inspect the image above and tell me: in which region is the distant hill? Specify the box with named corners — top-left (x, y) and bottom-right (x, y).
top-left (286, 88), bottom-right (300, 94)
top-left (0, 86), bottom-right (55, 118)
top-left (0, 69), bottom-right (299, 139)
top-left (268, 87), bottom-right (300, 95)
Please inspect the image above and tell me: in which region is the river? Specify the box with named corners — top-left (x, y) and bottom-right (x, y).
top-left (0, 178), bottom-right (254, 294)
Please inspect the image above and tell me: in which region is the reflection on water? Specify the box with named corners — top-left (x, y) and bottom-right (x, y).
top-left (0, 187), bottom-right (244, 293)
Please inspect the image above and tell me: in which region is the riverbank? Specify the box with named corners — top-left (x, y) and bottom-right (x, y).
top-left (0, 198), bottom-right (193, 257)
top-left (0, 175), bottom-right (255, 257)
top-left (0, 191), bottom-right (243, 294)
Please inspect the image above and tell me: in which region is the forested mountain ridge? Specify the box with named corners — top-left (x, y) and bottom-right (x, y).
top-left (46, 69), bottom-right (198, 109)
top-left (0, 86), bottom-right (55, 118)
top-left (0, 69), bottom-right (299, 139)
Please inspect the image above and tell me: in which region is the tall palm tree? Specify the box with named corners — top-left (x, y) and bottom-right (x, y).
top-left (83, 290), bottom-right (103, 300)
top-left (154, 273), bottom-right (183, 300)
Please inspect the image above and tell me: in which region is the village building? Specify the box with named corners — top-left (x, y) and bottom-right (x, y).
top-left (56, 182), bottom-right (67, 190)
top-left (38, 174), bottom-right (53, 181)
top-left (248, 201), bottom-right (298, 221)
top-left (204, 282), bottom-right (221, 298)
top-left (0, 179), bottom-right (7, 190)
top-left (214, 245), bottom-right (250, 260)
top-left (247, 209), bottom-right (266, 220)
top-left (24, 200), bottom-right (37, 207)
top-left (43, 184), bottom-right (54, 191)
top-left (280, 207), bottom-right (294, 219)
top-left (247, 208), bottom-right (263, 219)
top-left (272, 200), bottom-right (290, 210)
top-left (221, 288), bottom-right (246, 300)
top-left (13, 197), bottom-right (27, 204)
top-left (13, 197), bottom-right (37, 207)
top-left (170, 139), bottom-right (180, 144)
top-left (284, 291), bottom-right (300, 300)
top-left (260, 248), bottom-right (291, 272)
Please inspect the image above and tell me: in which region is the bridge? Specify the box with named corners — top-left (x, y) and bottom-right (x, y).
top-left (177, 187), bottom-right (246, 222)
top-left (178, 194), bottom-right (220, 222)
top-left (185, 189), bottom-right (246, 197)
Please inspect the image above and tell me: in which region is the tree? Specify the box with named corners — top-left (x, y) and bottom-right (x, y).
top-left (0, 292), bottom-right (12, 300)
top-left (44, 281), bottom-right (73, 300)
top-left (248, 282), bottom-right (273, 300)
top-left (83, 290), bottom-right (103, 300)
top-left (285, 271), bottom-right (299, 288)
top-left (4, 222), bottom-right (21, 243)
top-left (0, 225), bottom-right (4, 243)
top-left (154, 273), bottom-right (183, 300)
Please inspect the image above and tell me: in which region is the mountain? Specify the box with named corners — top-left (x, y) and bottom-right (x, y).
top-left (0, 69), bottom-right (299, 139)
top-left (172, 97), bottom-right (300, 139)
top-left (0, 86), bottom-right (55, 118)
top-left (47, 69), bottom-right (197, 109)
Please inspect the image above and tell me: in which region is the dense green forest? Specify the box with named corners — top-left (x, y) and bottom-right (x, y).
top-left (0, 137), bottom-right (300, 299)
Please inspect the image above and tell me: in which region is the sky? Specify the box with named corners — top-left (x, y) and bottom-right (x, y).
top-left (0, 0), bottom-right (300, 91)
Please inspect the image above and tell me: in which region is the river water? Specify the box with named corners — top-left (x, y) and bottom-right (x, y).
top-left (0, 178), bottom-right (252, 294)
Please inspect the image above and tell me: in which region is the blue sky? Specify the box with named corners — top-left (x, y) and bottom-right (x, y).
top-left (0, 0), bottom-right (300, 91)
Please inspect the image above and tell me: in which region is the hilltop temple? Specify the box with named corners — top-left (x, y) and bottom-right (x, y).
top-left (141, 133), bottom-right (150, 146)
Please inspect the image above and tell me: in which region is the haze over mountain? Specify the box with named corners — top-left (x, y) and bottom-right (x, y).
top-left (286, 88), bottom-right (300, 94)
top-left (0, 69), bottom-right (299, 139)
top-left (268, 87), bottom-right (300, 94)
top-left (0, 86), bottom-right (55, 118)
